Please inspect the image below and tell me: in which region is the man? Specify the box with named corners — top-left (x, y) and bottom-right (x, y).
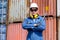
top-left (22, 3), bottom-right (46, 40)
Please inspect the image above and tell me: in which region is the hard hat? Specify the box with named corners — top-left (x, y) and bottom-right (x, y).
top-left (30, 3), bottom-right (38, 8)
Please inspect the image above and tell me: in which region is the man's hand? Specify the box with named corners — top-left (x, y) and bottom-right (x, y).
top-left (34, 24), bottom-right (38, 27)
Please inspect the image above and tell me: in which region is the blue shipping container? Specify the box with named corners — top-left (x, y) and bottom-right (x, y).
top-left (0, 0), bottom-right (7, 23)
top-left (0, 24), bottom-right (6, 40)
top-left (0, 0), bottom-right (7, 40)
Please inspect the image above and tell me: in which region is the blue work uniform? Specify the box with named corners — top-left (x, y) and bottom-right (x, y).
top-left (22, 16), bottom-right (46, 40)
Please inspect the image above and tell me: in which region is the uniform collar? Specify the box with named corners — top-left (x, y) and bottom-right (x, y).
top-left (28, 16), bottom-right (40, 19)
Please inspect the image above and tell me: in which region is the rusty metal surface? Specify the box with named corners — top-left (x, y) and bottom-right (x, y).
top-left (32, 0), bottom-right (56, 40)
top-left (43, 18), bottom-right (56, 40)
top-left (8, 0), bottom-right (29, 23)
top-left (7, 18), bottom-right (56, 40)
top-left (7, 23), bottom-right (28, 40)
top-left (33, 0), bottom-right (56, 40)
top-left (57, 18), bottom-right (60, 40)
top-left (32, 0), bottom-right (56, 16)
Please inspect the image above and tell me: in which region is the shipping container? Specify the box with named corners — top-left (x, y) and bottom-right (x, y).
top-left (57, 18), bottom-right (60, 40)
top-left (32, 0), bottom-right (56, 40)
top-left (0, 0), bottom-right (8, 40)
top-left (7, 0), bottom-right (56, 40)
top-left (7, 23), bottom-right (28, 40)
top-left (7, 18), bottom-right (56, 40)
top-left (8, 0), bottom-right (29, 23)
top-left (57, 0), bottom-right (60, 16)
top-left (0, 24), bottom-right (6, 40)
top-left (0, 0), bottom-right (8, 24)
top-left (57, 0), bottom-right (60, 40)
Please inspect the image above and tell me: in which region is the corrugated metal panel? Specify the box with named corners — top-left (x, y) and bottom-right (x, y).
top-left (8, 0), bottom-right (29, 23)
top-left (32, 0), bottom-right (56, 16)
top-left (32, 0), bottom-right (56, 40)
top-left (7, 0), bottom-right (56, 40)
top-left (0, 0), bottom-right (8, 24)
top-left (43, 18), bottom-right (56, 40)
top-left (0, 0), bottom-right (7, 40)
top-left (57, 0), bottom-right (60, 16)
top-left (7, 23), bottom-right (28, 40)
top-left (0, 24), bottom-right (6, 40)
top-left (58, 18), bottom-right (60, 40)
top-left (7, 18), bottom-right (56, 40)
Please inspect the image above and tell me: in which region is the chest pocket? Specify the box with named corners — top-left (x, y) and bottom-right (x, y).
top-left (27, 20), bottom-right (33, 24)
top-left (35, 19), bottom-right (41, 24)
top-left (27, 19), bottom-right (41, 24)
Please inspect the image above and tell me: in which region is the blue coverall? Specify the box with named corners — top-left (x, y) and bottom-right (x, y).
top-left (22, 16), bottom-right (46, 40)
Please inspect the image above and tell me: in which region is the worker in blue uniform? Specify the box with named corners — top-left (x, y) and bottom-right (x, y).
top-left (22, 3), bottom-right (46, 40)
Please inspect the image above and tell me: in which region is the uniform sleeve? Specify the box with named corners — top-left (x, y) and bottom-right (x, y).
top-left (34, 17), bottom-right (46, 31)
top-left (22, 18), bottom-right (34, 29)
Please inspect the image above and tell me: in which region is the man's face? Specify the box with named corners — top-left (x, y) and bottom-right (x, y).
top-left (30, 7), bottom-right (38, 15)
